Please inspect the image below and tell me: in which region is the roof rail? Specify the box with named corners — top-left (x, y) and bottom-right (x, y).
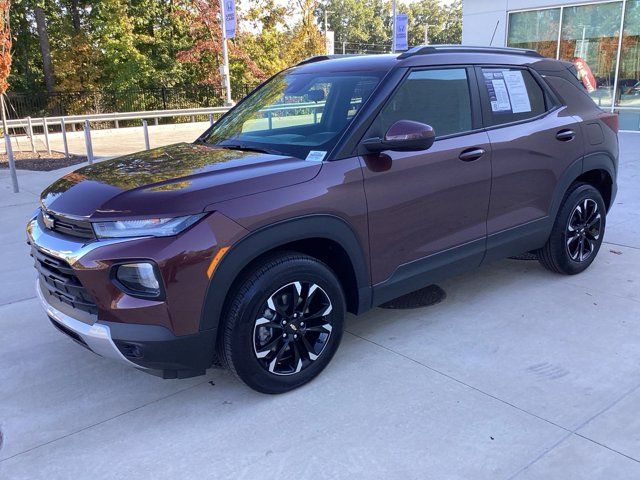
top-left (397, 45), bottom-right (543, 60)
top-left (295, 54), bottom-right (361, 66)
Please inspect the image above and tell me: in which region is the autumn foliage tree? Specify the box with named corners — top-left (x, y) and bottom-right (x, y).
top-left (175, 0), bottom-right (325, 92)
top-left (0, 0), bottom-right (11, 96)
top-left (5, 0), bottom-right (464, 112)
top-left (175, 0), bottom-right (264, 90)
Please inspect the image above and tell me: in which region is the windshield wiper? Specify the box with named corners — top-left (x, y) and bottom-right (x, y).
top-left (219, 144), bottom-right (272, 155)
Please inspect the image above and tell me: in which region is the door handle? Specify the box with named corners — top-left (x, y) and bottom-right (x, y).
top-left (556, 129), bottom-right (575, 141)
top-left (458, 147), bottom-right (485, 162)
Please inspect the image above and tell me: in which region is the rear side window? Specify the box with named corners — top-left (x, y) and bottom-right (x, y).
top-left (376, 68), bottom-right (472, 138)
top-left (479, 67), bottom-right (547, 126)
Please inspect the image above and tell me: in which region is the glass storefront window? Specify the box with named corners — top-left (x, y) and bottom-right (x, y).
top-left (507, 8), bottom-right (561, 59)
top-left (559, 2), bottom-right (623, 108)
top-left (506, 1), bottom-right (640, 130)
top-left (617, 0), bottom-right (640, 110)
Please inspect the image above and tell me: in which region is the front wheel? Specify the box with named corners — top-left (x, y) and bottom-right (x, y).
top-left (538, 183), bottom-right (606, 275)
top-left (219, 252), bottom-right (345, 394)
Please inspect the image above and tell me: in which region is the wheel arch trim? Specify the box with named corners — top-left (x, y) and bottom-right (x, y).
top-left (199, 214), bottom-right (372, 335)
top-left (550, 152), bottom-right (616, 223)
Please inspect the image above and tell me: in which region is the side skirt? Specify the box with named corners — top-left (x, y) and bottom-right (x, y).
top-left (371, 238), bottom-right (486, 307)
top-left (370, 218), bottom-right (552, 308)
top-left (483, 217), bottom-right (552, 264)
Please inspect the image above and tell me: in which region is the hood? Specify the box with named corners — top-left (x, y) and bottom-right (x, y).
top-left (40, 143), bottom-right (322, 220)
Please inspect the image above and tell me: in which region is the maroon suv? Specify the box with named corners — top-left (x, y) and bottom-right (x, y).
top-left (28, 46), bottom-right (618, 393)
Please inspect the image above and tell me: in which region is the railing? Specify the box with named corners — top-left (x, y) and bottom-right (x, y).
top-left (5, 106), bottom-right (233, 131)
top-left (3, 106), bottom-right (235, 193)
top-left (3, 101), bottom-right (332, 193)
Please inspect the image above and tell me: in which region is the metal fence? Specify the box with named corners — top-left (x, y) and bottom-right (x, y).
top-left (4, 85), bottom-right (256, 120)
top-left (2, 100), bottom-right (330, 193)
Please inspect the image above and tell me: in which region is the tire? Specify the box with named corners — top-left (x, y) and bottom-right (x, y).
top-left (537, 183), bottom-right (606, 275)
top-left (219, 251), bottom-right (346, 394)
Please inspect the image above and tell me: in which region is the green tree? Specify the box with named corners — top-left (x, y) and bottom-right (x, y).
top-left (286, 0), bottom-right (325, 63)
top-left (321, 0), bottom-right (462, 53)
top-left (323, 0), bottom-right (391, 53)
top-left (241, 0), bottom-right (290, 77)
top-left (407, 0), bottom-right (462, 46)
top-left (5, 0), bottom-right (463, 111)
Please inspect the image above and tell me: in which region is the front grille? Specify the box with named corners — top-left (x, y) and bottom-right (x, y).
top-left (32, 246), bottom-right (98, 315)
top-left (44, 211), bottom-right (96, 239)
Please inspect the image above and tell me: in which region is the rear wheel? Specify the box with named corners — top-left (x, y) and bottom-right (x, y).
top-left (220, 252), bottom-right (345, 393)
top-left (538, 183), bottom-right (606, 275)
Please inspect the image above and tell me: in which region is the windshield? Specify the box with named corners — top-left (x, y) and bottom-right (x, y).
top-left (201, 70), bottom-right (384, 160)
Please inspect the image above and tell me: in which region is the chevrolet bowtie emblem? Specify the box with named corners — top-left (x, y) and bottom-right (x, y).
top-left (42, 212), bottom-right (55, 230)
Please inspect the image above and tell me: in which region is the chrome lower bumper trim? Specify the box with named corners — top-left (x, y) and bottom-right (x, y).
top-left (36, 279), bottom-right (146, 369)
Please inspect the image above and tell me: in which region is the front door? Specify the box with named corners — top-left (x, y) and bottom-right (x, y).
top-left (360, 67), bottom-right (492, 303)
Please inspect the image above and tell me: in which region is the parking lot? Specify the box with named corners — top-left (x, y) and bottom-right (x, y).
top-left (1, 133), bottom-right (639, 479)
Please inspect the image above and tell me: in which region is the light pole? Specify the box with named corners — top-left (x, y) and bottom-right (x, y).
top-left (392, 0), bottom-right (397, 53)
top-left (219, 0), bottom-right (233, 106)
top-left (324, 8), bottom-right (334, 54)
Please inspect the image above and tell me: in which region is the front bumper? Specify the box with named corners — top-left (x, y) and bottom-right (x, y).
top-left (36, 278), bottom-right (145, 369)
top-left (27, 211), bottom-right (238, 377)
top-left (37, 277), bottom-right (216, 376)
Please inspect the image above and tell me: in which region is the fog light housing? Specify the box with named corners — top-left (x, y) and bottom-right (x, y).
top-left (113, 262), bottom-right (162, 298)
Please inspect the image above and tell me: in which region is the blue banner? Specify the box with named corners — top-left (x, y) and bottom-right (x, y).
top-left (395, 13), bottom-right (408, 51)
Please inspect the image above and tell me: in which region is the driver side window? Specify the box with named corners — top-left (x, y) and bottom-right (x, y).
top-left (377, 68), bottom-right (473, 138)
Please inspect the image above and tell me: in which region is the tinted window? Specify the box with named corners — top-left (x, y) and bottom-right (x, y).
top-left (479, 68), bottom-right (547, 126)
top-left (376, 68), bottom-right (472, 138)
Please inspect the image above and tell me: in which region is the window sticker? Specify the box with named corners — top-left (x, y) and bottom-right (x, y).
top-left (490, 79), bottom-right (511, 112)
top-left (502, 70), bottom-right (532, 113)
top-left (484, 71), bottom-right (511, 112)
top-left (305, 150), bottom-right (326, 162)
top-left (484, 69), bottom-right (533, 114)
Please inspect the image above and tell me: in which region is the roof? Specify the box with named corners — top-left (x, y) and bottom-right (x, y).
top-left (292, 45), bottom-right (549, 74)
top-left (397, 45), bottom-right (543, 59)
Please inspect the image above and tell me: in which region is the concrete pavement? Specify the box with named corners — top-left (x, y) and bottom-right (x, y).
top-left (1, 134), bottom-right (640, 479)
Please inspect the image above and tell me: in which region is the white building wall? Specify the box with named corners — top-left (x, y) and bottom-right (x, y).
top-left (462, 0), bottom-right (615, 46)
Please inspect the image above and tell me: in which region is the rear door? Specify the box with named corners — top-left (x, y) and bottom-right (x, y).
top-left (360, 67), bottom-right (492, 301)
top-left (476, 66), bottom-right (585, 259)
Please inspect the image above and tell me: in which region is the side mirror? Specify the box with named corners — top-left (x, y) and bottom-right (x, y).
top-left (362, 120), bottom-right (436, 152)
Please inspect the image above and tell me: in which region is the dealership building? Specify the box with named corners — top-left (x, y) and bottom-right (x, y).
top-left (463, 0), bottom-right (640, 130)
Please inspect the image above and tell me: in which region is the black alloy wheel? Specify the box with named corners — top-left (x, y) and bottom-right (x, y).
top-left (566, 198), bottom-right (602, 262)
top-left (538, 183), bottom-right (606, 275)
top-left (253, 281), bottom-right (334, 375)
top-left (220, 252), bottom-right (345, 393)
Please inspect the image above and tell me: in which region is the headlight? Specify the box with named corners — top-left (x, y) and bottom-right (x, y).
top-left (93, 214), bottom-right (205, 238)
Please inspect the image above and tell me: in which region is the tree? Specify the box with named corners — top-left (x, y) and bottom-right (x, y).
top-left (407, 0), bottom-right (461, 46)
top-left (286, 0), bottom-right (325, 63)
top-left (321, 0), bottom-right (462, 52)
top-left (0, 0), bottom-right (10, 95)
top-left (3, 0), bottom-right (464, 110)
top-left (174, 0), bottom-right (263, 93)
top-left (241, 0), bottom-right (290, 77)
top-left (34, 2), bottom-right (55, 92)
top-left (323, 0), bottom-right (391, 53)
